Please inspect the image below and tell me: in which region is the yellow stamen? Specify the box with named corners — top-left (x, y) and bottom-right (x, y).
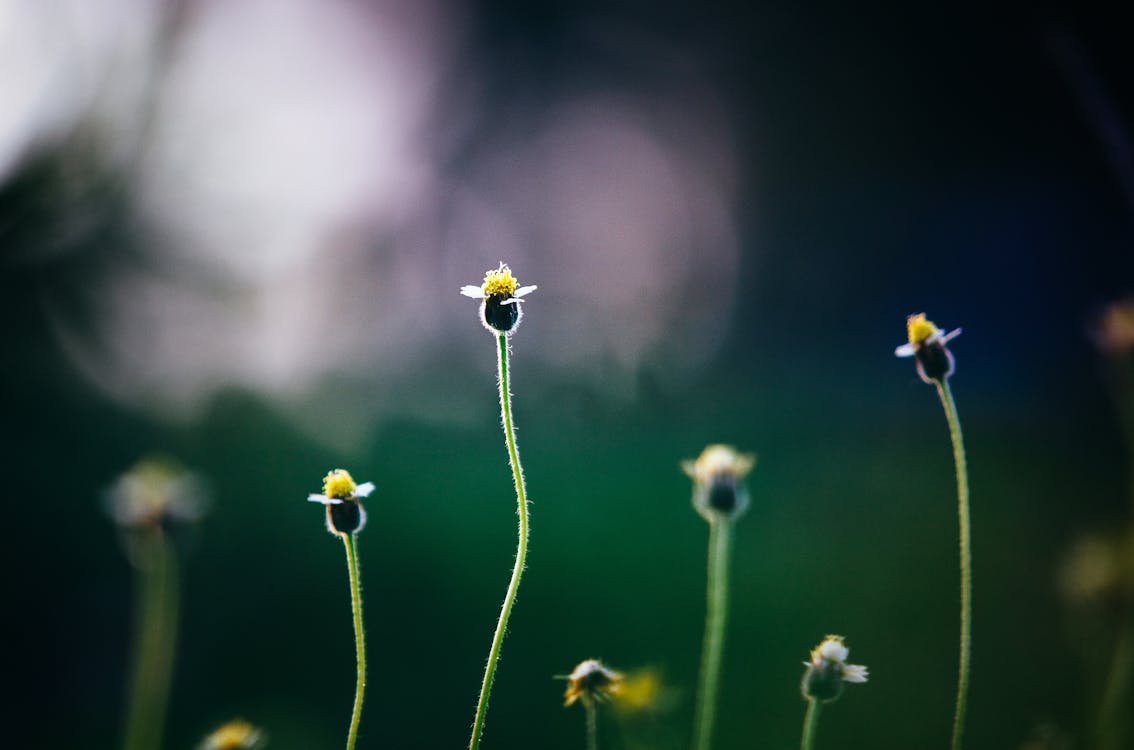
top-left (482, 263), bottom-right (519, 297)
top-left (907, 313), bottom-right (940, 345)
top-left (323, 469), bottom-right (358, 500)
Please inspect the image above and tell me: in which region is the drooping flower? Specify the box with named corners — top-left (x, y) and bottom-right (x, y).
top-left (681, 444), bottom-right (756, 522)
top-left (800, 635), bottom-right (868, 703)
top-left (895, 312), bottom-right (961, 384)
top-left (460, 262), bottom-right (537, 335)
top-left (308, 468), bottom-right (374, 536)
top-left (562, 659), bottom-right (624, 707)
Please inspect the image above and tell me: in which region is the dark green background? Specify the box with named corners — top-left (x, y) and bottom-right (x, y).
top-left (4, 1), bottom-right (1133, 748)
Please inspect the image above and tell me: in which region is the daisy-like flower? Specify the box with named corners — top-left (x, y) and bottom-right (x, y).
top-left (682, 444), bottom-right (756, 522)
top-left (308, 468), bottom-right (375, 536)
top-left (198, 719), bottom-right (266, 750)
top-left (801, 635), bottom-right (868, 703)
top-left (895, 312), bottom-right (962, 384)
top-left (562, 659), bottom-right (625, 707)
top-left (106, 456), bottom-right (208, 531)
top-left (460, 262), bottom-right (538, 335)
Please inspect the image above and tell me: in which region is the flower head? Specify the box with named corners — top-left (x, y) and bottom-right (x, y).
top-left (561, 659), bottom-right (624, 707)
top-left (198, 719), bottom-right (266, 750)
top-left (895, 312), bottom-right (961, 383)
top-left (308, 468), bottom-right (374, 536)
top-left (106, 456), bottom-right (208, 531)
top-left (460, 262), bottom-right (537, 335)
top-left (800, 635), bottom-right (868, 703)
top-left (682, 444), bottom-right (756, 522)
top-left (1093, 298), bottom-right (1134, 357)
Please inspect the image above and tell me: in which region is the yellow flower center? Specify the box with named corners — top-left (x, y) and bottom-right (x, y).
top-left (906, 313), bottom-right (940, 345)
top-left (322, 469), bottom-right (357, 500)
top-left (482, 263), bottom-right (519, 297)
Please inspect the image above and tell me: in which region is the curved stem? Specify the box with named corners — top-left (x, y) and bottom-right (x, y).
top-left (584, 699), bottom-right (599, 750)
top-left (343, 534), bottom-right (367, 750)
top-left (800, 698), bottom-right (822, 750)
top-left (123, 532), bottom-right (179, 750)
top-left (468, 334), bottom-right (531, 750)
top-left (935, 379), bottom-right (971, 750)
top-left (693, 518), bottom-right (733, 750)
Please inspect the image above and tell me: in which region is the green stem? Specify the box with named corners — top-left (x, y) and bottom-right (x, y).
top-left (1096, 615), bottom-right (1134, 750)
top-left (585, 699), bottom-right (599, 750)
top-left (468, 334), bottom-right (531, 750)
top-left (800, 698), bottom-right (822, 750)
top-left (343, 534), bottom-right (367, 750)
top-left (935, 379), bottom-right (971, 750)
top-left (692, 518), bottom-right (733, 750)
top-left (123, 532), bottom-right (179, 750)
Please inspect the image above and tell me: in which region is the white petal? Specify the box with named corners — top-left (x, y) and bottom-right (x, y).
top-left (894, 343), bottom-right (917, 357)
top-left (308, 494), bottom-right (342, 505)
top-left (842, 665), bottom-right (869, 683)
top-left (514, 285), bottom-right (538, 297)
top-left (941, 327), bottom-right (962, 343)
top-left (460, 285), bottom-right (486, 298)
top-left (818, 640), bottom-right (849, 662)
top-left (355, 482), bottom-right (375, 498)
top-left (500, 297), bottom-right (522, 306)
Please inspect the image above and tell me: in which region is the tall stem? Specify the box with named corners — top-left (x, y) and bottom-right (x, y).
top-left (693, 518), bottom-right (733, 750)
top-left (468, 334), bottom-right (531, 750)
top-left (584, 699), bottom-right (599, 750)
top-left (343, 534), bottom-right (367, 750)
top-left (123, 532), bottom-right (180, 750)
top-left (1096, 616), bottom-right (1134, 750)
top-left (799, 698), bottom-right (822, 750)
top-left (935, 379), bottom-right (971, 750)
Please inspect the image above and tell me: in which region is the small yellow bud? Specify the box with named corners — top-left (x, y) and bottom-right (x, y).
top-left (322, 469), bottom-right (357, 500)
top-left (482, 263), bottom-right (519, 297)
top-left (906, 313), bottom-right (940, 346)
top-left (198, 719), bottom-right (265, 750)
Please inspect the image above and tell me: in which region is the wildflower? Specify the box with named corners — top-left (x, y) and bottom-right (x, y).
top-left (106, 456), bottom-right (207, 531)
top-left (198, 719), bottom-right (266, 750)
top-left (562, 659), bottom-right (624, 707)
top-left (801, 635), bottom-right (868, 703)
top-left (895, 312), bottom-right (961, 384)
top-left (682, 444), bottom-right (756, 522)
top-left (308, 469), bottom-right (374, 536)
top-left (460, 262), bottom-right (538, 335)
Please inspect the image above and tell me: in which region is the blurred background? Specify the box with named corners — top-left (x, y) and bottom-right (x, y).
top-left (4, 0), bottom-right (1134, 748)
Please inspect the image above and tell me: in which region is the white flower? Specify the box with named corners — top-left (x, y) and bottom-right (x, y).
top-left (460, 262), bottom-right (537, 334)
top-left (801, 635), bottom-right (868, 702)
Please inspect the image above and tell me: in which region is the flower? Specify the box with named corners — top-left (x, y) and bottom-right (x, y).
top-left (562, 659), bottom-right (624, 707)
top-left (895, 312), bottom-right (961, 384)
top-left (800, 635), bottom-right (868, 703)
top-left (1093, 298), bottom-right (1134, 356)
top-left (198, 719), bottom-right (266, 750)
top-left (308, 468), bottom-right (374, 536)
top-left (106, 456), bottom-right (208, 530)
top-left (460, 262), bottom-right (538, 335)
top-left (681, 444), bottom-right (756, 522)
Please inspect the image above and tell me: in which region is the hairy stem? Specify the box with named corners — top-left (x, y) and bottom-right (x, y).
top-left (935, 379), bottom-right (972, 750)
top-left (343, 533), bottom-right (367, 750)
top-left (468, 334), bottom-right (531, 750)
